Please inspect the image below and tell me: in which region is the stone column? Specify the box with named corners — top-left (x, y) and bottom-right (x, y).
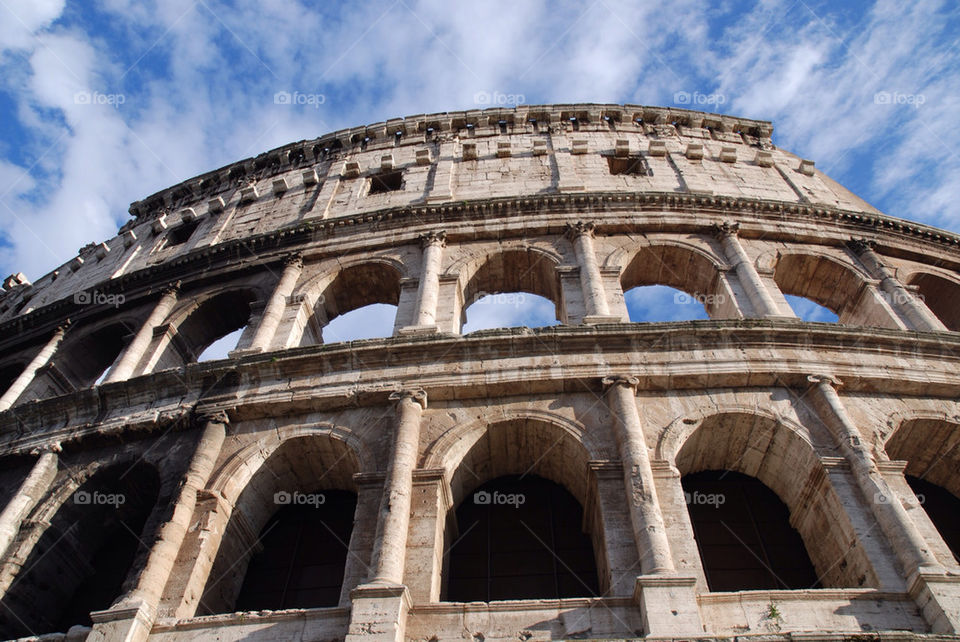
top-left (805, 374), bottom-right (960, 633)
top-left (0, 325), bottom-right (67, 411)
top-left (245, 254), bottom-right (303, 352)
top-left (347, 390), bottom-right (425, 642)
top-left (602, 376), bottom-right (703, 636)
top-left (602, 375), bottom-right (672, 574)
top-left (369, 389), bottom-right (426, 584)
top-left (848, 239), bottom-right (946, 331)
top-left (567, 222), bottom-right (617, 323)
top-left (410, 232), bottom-right (446, 329)
top-left (104, 286), bottom-right (179, 383)
top-left (88, 411), bottom-right (228, 642)
top-left (713, 222), bottom-right (782, 318)
top-left (0, 447), bottom-right (58, 560)
top-left (807, 375), bottom-right (938, 575)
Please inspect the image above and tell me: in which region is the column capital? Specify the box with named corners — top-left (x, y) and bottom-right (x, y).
top-left (711, 220), bottom-right (740, 239)
top-left (565, 220), bottom-right (596, 241)
top-left (195, 408), bottom-right (230, 426)
top-left (389, 388), bottom-right (427, 409)
top-left (28, 442), bottom-right (61, 456)
top-left (808, 373), bottom-right (842, 388)
top-left (161, 280), bottom-right (182, 297)
top-left (847, 238), bottom-right (877, 255)
top-left (602, 374), bottom-right (640, 390)
top-left (419, 230), bottom-right (446, 249)
top-left (283, 252), bottom-right (304, 269)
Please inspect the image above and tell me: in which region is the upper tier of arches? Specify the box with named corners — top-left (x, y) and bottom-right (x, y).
top-left (0, 223), bottom-right (957, 411)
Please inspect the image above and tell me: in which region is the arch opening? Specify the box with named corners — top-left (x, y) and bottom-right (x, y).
top-left (682, 470), bottom-right (818, 591)
top-left (886, 418), bottom-right (960, 565)
top-left (321, 302), bottom-right (398, 343)
top-left (774, 254), bottom-right (860, 322)
top-left (199, 435), bottom-right (361, 614)
top-left (234, 490), bottom-right (357, 610)
top-left (441, 418), bottom-right (605, 601)
top-left (156, 289), bottom-right (257, 368)
top-left (908, 273), bottom-right (960, 331)
top-left (675, 412), bottom-right (870, 589)
top-left (459, 249), bottom-right (563, 333)
top-left (624, 284), bottom-right (709, 322)
top-left (304, 262), bottom-right (401, 345)
top-left (461, 292), bottom-right (559, 333)
top-left (0, 361), bottom-right (25, 398)
top-left (620, 245), bottom-right (725, 319)
top-left (0, 462), bottom-right (160, 638)
top-left (905, 475), bottom-right (960, 563)
top-left (31, 321), bottom-right (136, 397)
top-left (446, 474), bottom-right (599, 601)
top-left (783, 294), bottom-right (839, 323)
top-left (885, 419), bottom-right (960, 499)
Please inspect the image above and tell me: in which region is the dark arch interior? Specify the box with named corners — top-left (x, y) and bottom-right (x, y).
top-left (445, 474), bottom-right (599, 602)
top-left (57, 321), bottom-right (135, 387)
top-left (200, 436), bottom-right (361, 615)
top-left (0, 361), bottom-right (25, 397)
top-left (906, 475), bottom-right (960, 562)
top-left (320, 263), bottom-right (401, 320)
top-left (682, 470), bottom-right (819, 592)
top-left (234, 490), bottom-right (357, 611)
top-left (909, 273), bottom-right (960, 331)
top-left (0, 462), bottom-right (160, 637)
top-left (157, 290), bottom-right (255, 367)
top-left (773, 254), bottom-right (859, 319)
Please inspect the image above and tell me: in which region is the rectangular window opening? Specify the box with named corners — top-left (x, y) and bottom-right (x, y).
top-left (166, 220), bottom-right (200, 246)
top-left (607, 156), bottom-right (651, 176)
top-left (369, 170), bottom-right (404, 194)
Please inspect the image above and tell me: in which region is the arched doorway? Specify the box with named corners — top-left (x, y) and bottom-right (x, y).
top-left (446, 474), bottom-right (599, 601)
top-left (0, 462), bottom-right (160, 637)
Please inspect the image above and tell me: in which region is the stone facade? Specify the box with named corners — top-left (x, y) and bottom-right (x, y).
top-left (0, 104), bottom-right (958, 640)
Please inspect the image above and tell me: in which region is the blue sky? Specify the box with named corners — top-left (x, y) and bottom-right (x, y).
top-left (0, 0), bottom-right (956, 341)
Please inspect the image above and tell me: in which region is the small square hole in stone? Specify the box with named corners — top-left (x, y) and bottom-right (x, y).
top-left (369, 170), bottom-right (403, 194)
top-left (166, 219), bottom-right (200, 246)
top-left (607, 156), bottom-right (650, 176)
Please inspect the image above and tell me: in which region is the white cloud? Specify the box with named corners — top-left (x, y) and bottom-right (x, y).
top-left (0, 0), bottom-right (65, 52)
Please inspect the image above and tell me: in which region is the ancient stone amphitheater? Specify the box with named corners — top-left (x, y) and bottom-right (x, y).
top-left (0, 103), bottom-right (959, 642)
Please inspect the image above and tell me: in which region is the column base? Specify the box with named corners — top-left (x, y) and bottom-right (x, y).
top-left (346, 582), bottom-right (412, 642)
top-left (87, 599), bottom-right (154, 642)
top-left (582, 314), bottom-right (623, 325)
top-left (396, 325), bottom-right (439, 336)
top-left (634, 573), bottom-right (703, 637)
top-left (908, 566), bottom-right (960, 633)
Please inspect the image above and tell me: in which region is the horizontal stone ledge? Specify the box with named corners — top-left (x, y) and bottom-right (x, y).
top-left (151, 605), bottom-right (351, 632)
top-left (7, 190), bottom-right (959, 342)
top-left (410, 596), bottom-right (634, 614)
top-left (2, 323), bottom-right (960, 452)
top-left (696, 587), bottom-right (918, 604)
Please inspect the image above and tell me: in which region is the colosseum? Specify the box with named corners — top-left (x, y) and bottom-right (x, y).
top-left (0, 103), bottom-right (958, 641)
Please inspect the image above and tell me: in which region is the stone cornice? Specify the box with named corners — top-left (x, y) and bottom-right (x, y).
top-left (5, 190), bottom-right (959, 341)
top-left (3, 319), bottom-right (960, 456)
